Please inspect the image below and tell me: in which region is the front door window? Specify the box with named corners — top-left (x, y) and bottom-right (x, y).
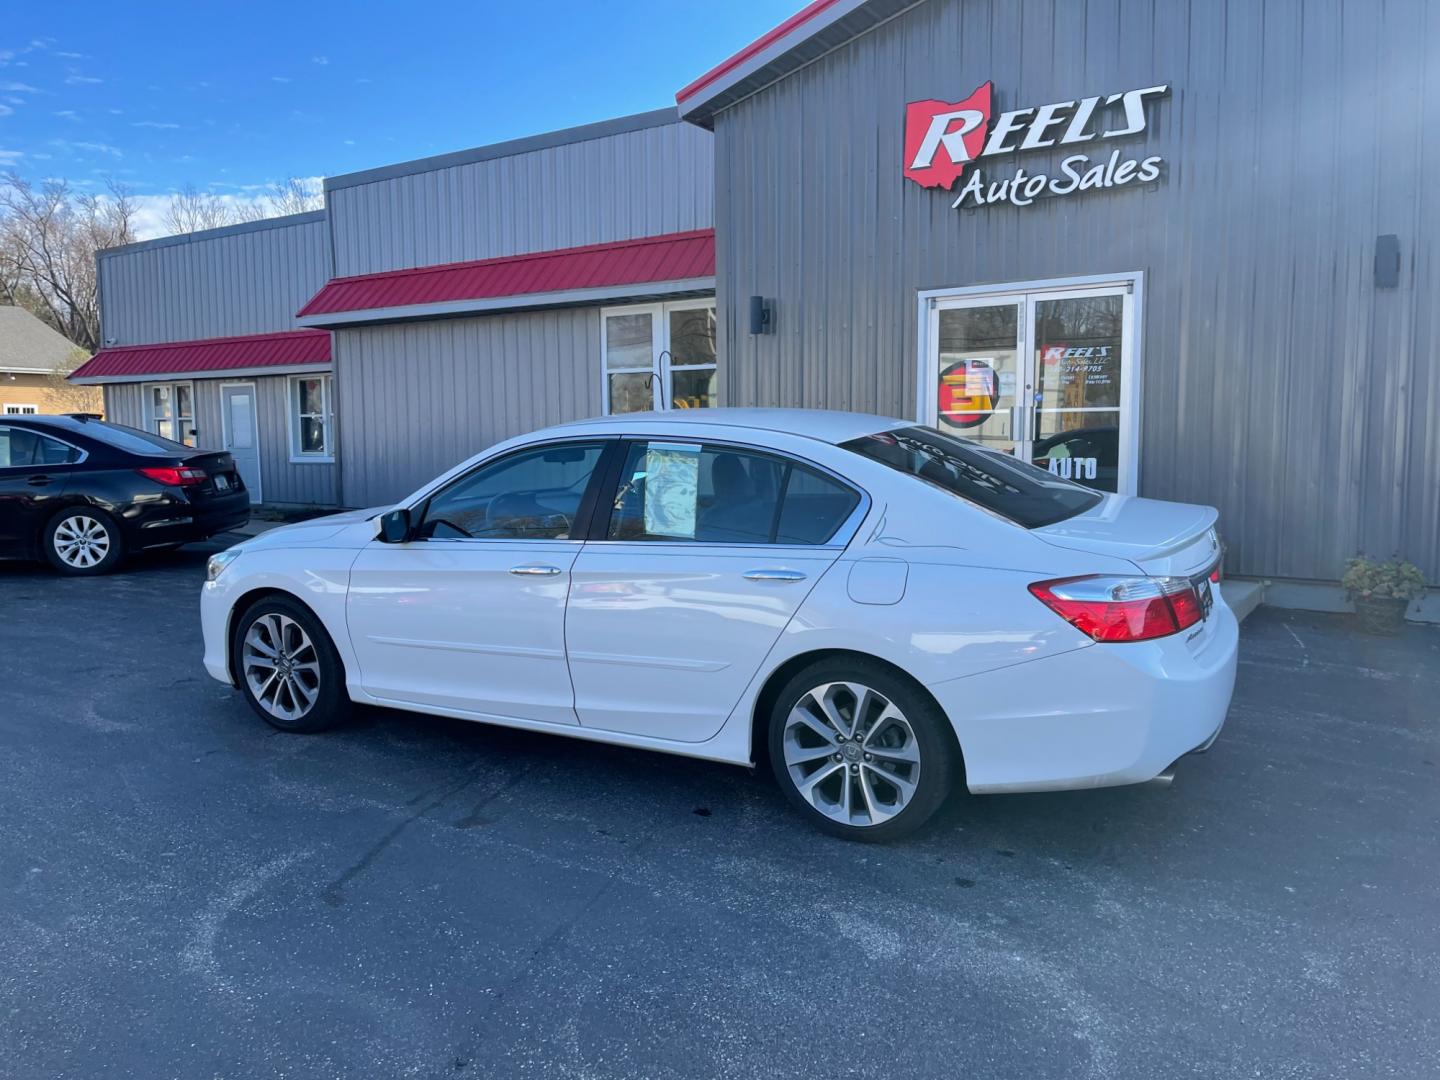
top-left (926, 281), bottom-right (1136, 493)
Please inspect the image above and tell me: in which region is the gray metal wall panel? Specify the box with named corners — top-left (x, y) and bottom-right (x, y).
top-left (101, 378), bottom-right (336, 506)
top-left (329, 123), bottom-right (714, 277)
top-left (101, 383), bottom-right (143, 428)
top-left (98, 217), bottom-right (331, 346)
top-left (713, 0), bottom-right (1440, 582)
top-left (335, 309), bottom-right (601, 507)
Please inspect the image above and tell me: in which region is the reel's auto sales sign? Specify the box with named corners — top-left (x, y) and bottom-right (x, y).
top-left (904, 81), bottom-right (1168, 208)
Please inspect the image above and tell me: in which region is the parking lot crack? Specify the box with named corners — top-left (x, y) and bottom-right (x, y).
top-left (321, 766), bottom-right (483, 907)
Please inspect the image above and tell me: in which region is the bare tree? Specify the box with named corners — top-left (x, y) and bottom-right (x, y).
top-left (0, 173), bottom-right (136, 352)
top-left (163, 183), bottom-right (237, 234)
top-left (266, 176), bottom-right (323, 216)
top-left (40, 346), bottom-right (105, 414)
top-left (231, 176), bottom-right (325, 222)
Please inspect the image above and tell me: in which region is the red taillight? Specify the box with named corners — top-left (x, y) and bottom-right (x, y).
top-left (137, 465), bottom-right (206, 487)
top-left (1209, 564), bottom-right (1222, 584)
top-left (1028, 575), bottom-right (1204, 643)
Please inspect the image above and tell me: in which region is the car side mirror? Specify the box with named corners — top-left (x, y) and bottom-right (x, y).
top-left (378, 507), bottom-right (414, 543)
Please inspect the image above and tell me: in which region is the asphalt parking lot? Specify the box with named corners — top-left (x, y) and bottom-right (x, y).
top-left (2, 541), bottom-right (1437, 1080)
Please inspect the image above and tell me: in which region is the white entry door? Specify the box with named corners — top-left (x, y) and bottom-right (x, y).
top-left (221, 383), bottom-right (263, 503)
top-left (921, 277), bottom-right (1140, 494)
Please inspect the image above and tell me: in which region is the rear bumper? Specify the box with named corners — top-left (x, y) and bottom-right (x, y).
top-left (121, 491), bottom-right (250, 549)
top-left (928, 600), bottom-right (1239, 794)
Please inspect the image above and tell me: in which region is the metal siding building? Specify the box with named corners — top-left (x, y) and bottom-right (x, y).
top-left (79, 213), bottom-right (339, 506)
top-left (325, 110), bottom-right (714, 277)
top-left (96, 211), bottom-right (330, 345)
top-left (78, 0), bottom-right (1436, 593)
top-left (333, 311), bottom-right (600, 507)
top-left (308, 110), bottom-right (716, 506)
top-left (690, 0), bottom-right (1440, 583)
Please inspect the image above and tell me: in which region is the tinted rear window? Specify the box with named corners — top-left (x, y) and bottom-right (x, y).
top-left (841, 425), bottom-right (1102, 529)
top-left (80, 420), bottom-right (190, 456)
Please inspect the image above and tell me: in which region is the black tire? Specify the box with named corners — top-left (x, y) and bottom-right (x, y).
top-left (41, 506), bottom-right (125, 576)
top-left (767, 657), bottom-right (957, 842)
top-left (230, 595), bottom-right (349, 733)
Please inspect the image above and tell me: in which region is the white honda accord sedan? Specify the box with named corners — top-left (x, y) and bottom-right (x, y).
top-left (201, 409), bottom-right (1237, 840)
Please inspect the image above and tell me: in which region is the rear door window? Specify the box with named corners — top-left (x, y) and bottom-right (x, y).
top-left (0, 427), bottom-right (81, 468)
top-left (605, 441), bottom-right (860, 545)
top-left (842, 425), bottom-right (1101, 528)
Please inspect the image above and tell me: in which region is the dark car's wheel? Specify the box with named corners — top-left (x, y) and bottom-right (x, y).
top-left (42, 507), bottom-right (124, 575)
top-left (767, 658), bottom-right (958, 842)
top-left (231, 595), bottom-right (349, 733)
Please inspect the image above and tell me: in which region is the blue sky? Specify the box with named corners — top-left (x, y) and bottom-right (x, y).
top-left (1, 1), bottom-right (797, 236)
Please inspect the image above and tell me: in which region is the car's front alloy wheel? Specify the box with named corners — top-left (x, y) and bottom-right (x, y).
top-left (769, 660), bottom-right (956, 841)
top-left (232, 597), bottom-right (349, 733)
top-left (243, 612), bottom-right (322, 722)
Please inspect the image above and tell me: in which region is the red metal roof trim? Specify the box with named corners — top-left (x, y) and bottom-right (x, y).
top-left (297, 229), bottom-right (716, 318)
top-left (69, 329), bottom-right (331, 381)
top-left (676, 0), bottom-right (842, 104)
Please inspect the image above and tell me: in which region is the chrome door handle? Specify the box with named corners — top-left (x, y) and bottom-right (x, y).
top-left (743, 568), bottom-right (807, 583)
top-left (509, 564), bottom-right (562, 576)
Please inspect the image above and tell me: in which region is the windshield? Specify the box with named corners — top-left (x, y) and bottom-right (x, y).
top-left (81, 420), bottom-right (192, 456)
top-left (841, 425), bottom-right (1103, 529)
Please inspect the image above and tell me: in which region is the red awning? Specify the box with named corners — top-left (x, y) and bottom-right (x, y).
top-left (296, 229), bottom-right (715, 321)
top-left (69, 329), bottom-right (331, 383)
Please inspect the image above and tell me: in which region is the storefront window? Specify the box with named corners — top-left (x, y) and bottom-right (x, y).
top-left (289, 374), bottom-right (334, 461)
top-left (1031, 295), bottom-right (1124, 491)
top-left (143, 381), bottom-right (195, 446)
top-left (925, 281), bottom-right (1135, 494)
top-left (602, 300), bottom-right (717, 414)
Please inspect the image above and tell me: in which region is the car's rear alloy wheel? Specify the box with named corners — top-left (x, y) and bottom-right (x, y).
top-left (233, 597), bottom-right (349, 733)
top-left (44, 508), bottom-right (122, 575)
top-left (769, 660), bottom-right (956, 841)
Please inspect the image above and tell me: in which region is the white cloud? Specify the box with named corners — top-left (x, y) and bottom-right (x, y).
top-left (108, 107), bottom-right (123, 114)
top-left (0, 80), bottom-right (40, 93)
top-left (65, 74), bottom-right (103, 85)
top-left (312, 55), bottom-right (329, 65)
top-left (343, 139), bottom-right (355, 146)
top-left (0, 149), bottom-right (23, 162)
top-left (271, 75), bottom-right (292, 83)
top-left (132, 120), bottom-right (180, 129)
top-left (0, 104), bottom-right (10, 116)
top-left (123, 176), bottom-right (326, 240)
top-left (56, 51), bottom-right (85, 59)
top-left (54, 109), bottom-right (80, 121)
top-left (49, 138), bottom-right (123, 158)
top-left (354, 77), bottom-right (372, 84)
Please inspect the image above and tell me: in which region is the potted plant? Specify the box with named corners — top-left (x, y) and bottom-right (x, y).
top-left (1342, 556), bottom-right (1427, 635)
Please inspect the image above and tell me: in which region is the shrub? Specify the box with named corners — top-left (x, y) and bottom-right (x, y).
top-left (1342, 556), bottom-right (1427, 601)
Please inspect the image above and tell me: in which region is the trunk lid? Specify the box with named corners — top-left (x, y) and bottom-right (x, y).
top-left (1035, 493), bottom-right (1220, 577)
top-left (180, 450), bottom-right (245, 499)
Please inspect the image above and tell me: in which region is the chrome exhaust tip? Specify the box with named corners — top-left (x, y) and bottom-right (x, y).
top-left (1143, 767), bottom-right (1176, 788)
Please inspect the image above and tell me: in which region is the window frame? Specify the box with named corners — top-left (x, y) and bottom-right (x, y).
top-left (288, 373), bottom-right (335, 464)
top-left (140, 380), bottom-right (196, 446)
top-left (408, 437), bottom-right (620, 546)
top-left (2, 404), bottom-right (39, 415)
top-left (586, 437), bottom-right (870, 549)
top-left (599, 298), bottom-right (718, 416)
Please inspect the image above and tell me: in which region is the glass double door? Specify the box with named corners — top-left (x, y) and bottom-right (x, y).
top-left (923, 283), bottom-right (1136, 494)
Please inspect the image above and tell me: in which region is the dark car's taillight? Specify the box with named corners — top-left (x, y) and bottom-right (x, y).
top-left (1028, 575), bottom-right (1205, 643)
top-left (137, 465), bottom-right (207, 487)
